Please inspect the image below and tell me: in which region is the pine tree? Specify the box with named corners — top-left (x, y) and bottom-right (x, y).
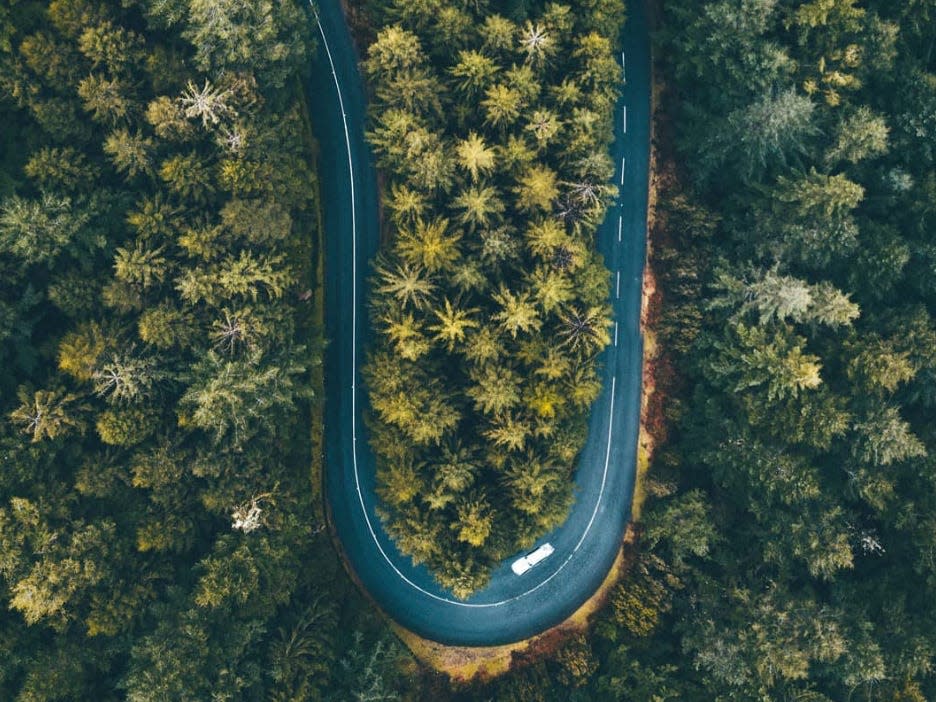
top-left (492, 285), bottom-right (541, 338)
top-left (481, 83), bottom-right (523, 128)
top-left (104, 128), bottom-right (155, 179)
top-left (24, 147), bottom-right (97, 193)
top-left (58, 322), bottom-right (108, 382)
top-left (455, 131), bottom-right (496, 182)
top-left (467, 364), bottom-right (521, 415)
top-left (513, 164), bottom-right (559, 211)
top-left (452, 184), bottom-right (504, 231)
top-left (159, 153), bottom-right (215, 204)
top-left (428, 298), bottom-right (479, 351)
top-left (519, 21), bottom-right (554, 68)
top-left (77, 20), bottom-right (144, 74)
top-left (77, 74), bottom-right (133, 125)
top-left (374, 260), bottom-right (435, 311)
top-left (450, 51), bottom-right (500, 97)
top-left (0, 193), bottom-right (90, 265)
top-left (452, 492), bottom-right (494, 547)
top-left (114, 242), bottom-right (168, 290)
top-left (396, 218), bottom-right (461, 273)
top-left (10, 386), bottom-right (86, 442)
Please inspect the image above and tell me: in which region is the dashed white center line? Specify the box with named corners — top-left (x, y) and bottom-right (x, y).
top-left (623, 106), bottom-right (627, 133)
top-left (617, 215), bottom-right (622, 242)
top-left (614, 321), bottom-right (619, 347)
top-left (620, 156), bottom-right (625, 185)
top-left (616, 270), bottom-right (621, 298)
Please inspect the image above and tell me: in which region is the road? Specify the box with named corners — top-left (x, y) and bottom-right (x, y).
top-left (310, 0), bottom-right (651, 646)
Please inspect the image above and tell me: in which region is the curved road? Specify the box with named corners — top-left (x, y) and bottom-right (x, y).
top-left (310, 0), bottom-right (650, 646)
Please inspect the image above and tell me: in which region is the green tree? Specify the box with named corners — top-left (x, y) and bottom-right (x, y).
top-left (467, 364), bottom-right (521, 415)
top-left (553, 633), bottom-right (598, 688)
top-left (493, 285), bottom-right (541, 338)
top-left (104, 128), bottom-right (155, 179)
top-left (643, 490), bottom-right (717, 572)
top-left (10, 386), bottom-right (86, 442)
top-left (453, 184), bottom-right (504, 231)
top-left (396, 217), bottom-right (461, 273)
top-left (58, 323), bottom-right (108, 382)
top-left (558, 304), bottom-right (610, 355)
top-left (77, 74), bottom-right (133, 125)
top-left (776, 168), bottom-right (865, 219)
top-left (514, 164), bottom-right (559, 211)
top-left (699, 89), bottom-right (816, 183)
top-left (384, 182), bottom-right (427, 226)
top-left (428, 298), bottom-right (479, 351)
top-left (0, 193), bottom-right (90, 265)
top-left (846, 336), bottom-right (917, 394)
top-left (0, 500), bottom-right (114, 629)
top-left (851, 406), bottom-right (926, 467)
top-left (24, 146), bottom-right (97, 193)
top-left (96, 406), bottom-right (156, 446)
top-left (159, 153), bottom-right (215, 204)
top-left (374, 259), bottom-right (436, 310)
top-left (364, 25), bottom-right (426, 79)
top-left (481, 83), bottom-right (523, 128)
top-left (501, 455), bottom-right (562, 515)
top-left (183, 0), bottom-right (305, 86)
top-left (455, 132), bottom-right (496, 181)
top-left (146, 95), bottom-right (195, 142)
top-left (179, 350), bottom-right (306, 444)
top-left (479, 14), bottom-right (516, 56)
top-left (77, 20), bottom-right (143, 74)
top-left (93, 353), bottom-right (157, 405)
top-left (450, 50), bottom-right (500, 97)
top-left (453, 492), bottom-right (494, 546)
top-left (114, 242), bottom-right (168, 290)
top-left (707, 323), bottom-right (823, 402)
top-left (824, 106), bottom-right (889, 165)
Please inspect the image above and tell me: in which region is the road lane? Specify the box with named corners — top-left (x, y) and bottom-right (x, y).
top-left (311, 0), bottom-right (651, 645)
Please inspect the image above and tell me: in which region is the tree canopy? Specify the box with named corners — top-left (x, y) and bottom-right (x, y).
top-left (360, 0), bottom-right (624, 596)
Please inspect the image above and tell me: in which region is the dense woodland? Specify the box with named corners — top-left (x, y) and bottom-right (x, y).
top-left (3, 0), bottom-right (936, 700)
top-left (587, 0), bottom-right (936, 699)
top-left (360, 0), bottom-right (625, 595)
top-left (0, 1), bottom-right (422, 700)
top-left (457, 0), bottom-right (936, 699)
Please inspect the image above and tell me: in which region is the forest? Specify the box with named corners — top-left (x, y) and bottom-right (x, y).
top-left (360, 0), bottom-right (625, 596)
top-left (2, 0), bottom-right (936, 700)
top-left (0, 0), bottom-right (419, 699)
top-left (544, 0), bottom-right (936, 699)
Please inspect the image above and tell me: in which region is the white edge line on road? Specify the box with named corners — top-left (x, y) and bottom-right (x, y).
top-left (315, 4), bottom-right (619, 609)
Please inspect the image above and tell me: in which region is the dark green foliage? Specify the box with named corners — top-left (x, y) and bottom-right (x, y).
top-left (464, 0), bottom-right (936, 699)
top-left (432, 0), bottom-right (936, 699)
top-left (0, 1), bottom-right (379, 699)
top-left (5, 0), bottom-right (936, 699)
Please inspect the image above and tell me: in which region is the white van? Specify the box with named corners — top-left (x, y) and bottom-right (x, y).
top-left (511, 543), bottom-right (555, 575)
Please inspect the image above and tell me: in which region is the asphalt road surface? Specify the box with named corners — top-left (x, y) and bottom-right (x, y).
top-left (310, 0), bottom-right (651, 646)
